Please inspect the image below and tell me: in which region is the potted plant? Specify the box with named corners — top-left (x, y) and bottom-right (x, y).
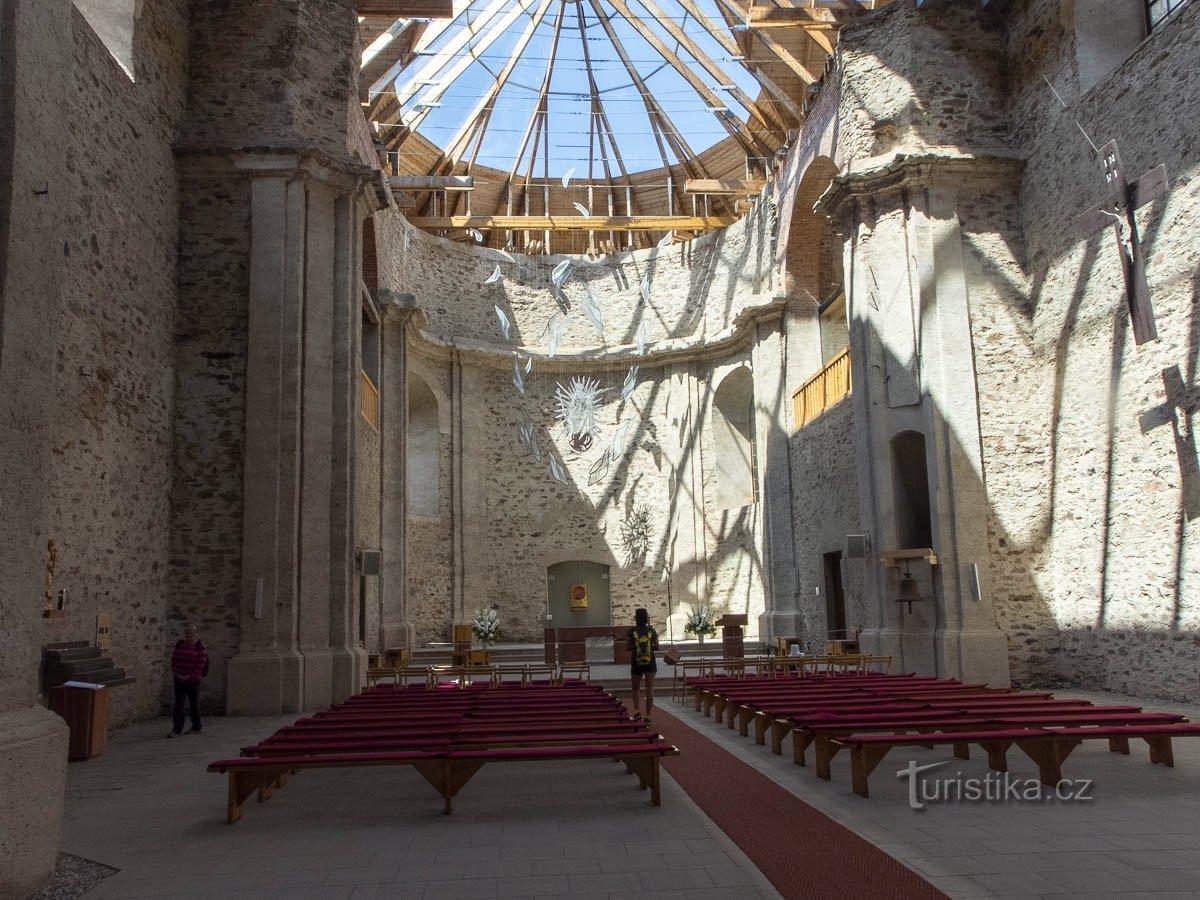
top-left (683, 605), bottom-right (717, 644)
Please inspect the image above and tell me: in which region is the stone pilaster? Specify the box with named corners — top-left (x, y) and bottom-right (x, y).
top-left (379, 296), bottom-right (414, 652)
top-left (199, 152), bottom-right (386, 714)
top-left (819, 151), bottom-right (1021, 685)
top-left (753, 314), bottom-right (802, 640)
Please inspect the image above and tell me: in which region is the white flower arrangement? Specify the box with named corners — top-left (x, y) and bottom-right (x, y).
top-left (471, 607), bottom-right (501, 643)
top-left (683, 605), bottom-right (717, 639)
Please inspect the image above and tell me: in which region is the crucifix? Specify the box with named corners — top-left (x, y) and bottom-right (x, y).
top-left (1076, 140), bottom-right (1167, 346)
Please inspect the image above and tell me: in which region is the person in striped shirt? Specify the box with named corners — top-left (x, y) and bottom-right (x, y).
top-left (168, 624), bottom-right (208, 737)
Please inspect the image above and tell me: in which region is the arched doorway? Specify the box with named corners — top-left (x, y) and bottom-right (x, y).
top-left (546, 561), bottom-right (611, 627)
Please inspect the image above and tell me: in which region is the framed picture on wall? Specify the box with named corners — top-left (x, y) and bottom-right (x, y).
top-left (569, 584), bottom-right (588, 610)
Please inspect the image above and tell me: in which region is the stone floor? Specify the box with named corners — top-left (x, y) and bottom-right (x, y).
top-left (55, 677), bottom-right (1200, 899)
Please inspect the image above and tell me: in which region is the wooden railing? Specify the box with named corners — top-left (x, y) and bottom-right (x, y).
top-left (792, 346), bottom-right (851, 430)
top-left (360, 370), bottom-right (379, 430)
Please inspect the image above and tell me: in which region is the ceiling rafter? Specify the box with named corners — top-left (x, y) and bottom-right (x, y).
top-left (712, 0), bottom-right (824, 83)
top-left (628, 0), bottom-right (786, 144)
top-left (601, 0), bottom-right (771, 159)
top-left (670, 0), bottom-right (803, 124)
top-left (372, 0), bottom-right (514, 132)
top-left (365, 13), bottom-right (459, 119)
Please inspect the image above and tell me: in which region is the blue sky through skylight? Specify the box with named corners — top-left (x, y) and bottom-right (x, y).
top-left (391, 0), bottom-right (765, 178)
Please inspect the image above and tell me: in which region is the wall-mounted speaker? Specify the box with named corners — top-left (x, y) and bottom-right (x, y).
top-left (845, 533), bottom-right (870, 559)
top-left (358, 549), bottom-right (382, 576)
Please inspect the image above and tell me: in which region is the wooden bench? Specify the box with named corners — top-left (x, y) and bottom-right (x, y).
top-left (834, 722), bottom-right (1200, 797)
top-left (209, 740), bottom-right (679, 820)
top-left (801, 708), bottom-right (1172, 777)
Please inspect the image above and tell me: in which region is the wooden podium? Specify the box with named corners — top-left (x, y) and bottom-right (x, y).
top-left (716, 614), bottom-right (748, 659)
top-left (49, 684), bottom-right (109, 760)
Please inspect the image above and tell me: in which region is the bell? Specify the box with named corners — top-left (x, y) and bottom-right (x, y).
top-left (896, 573), bottom-right (924, 613)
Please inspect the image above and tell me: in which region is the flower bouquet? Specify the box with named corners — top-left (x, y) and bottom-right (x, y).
top-left (683, 605), bottom-right (717, 642)
top-left (471, 607), bottom-right (501, 645)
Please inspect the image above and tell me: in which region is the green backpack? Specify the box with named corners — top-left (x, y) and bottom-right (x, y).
top-left (632, 628), bottom-right (653, 666)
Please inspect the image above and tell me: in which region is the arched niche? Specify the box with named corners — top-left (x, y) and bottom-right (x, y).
top-left (712, 367), bottom-right (756, 510)
top-left (891, 430), bottom-right (932, 550)
top-left (785, 156), bottom-right (842, 307)
top-left (407, 375), bottom-right (439, 517)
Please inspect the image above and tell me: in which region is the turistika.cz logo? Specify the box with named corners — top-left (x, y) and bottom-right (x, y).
top-left (897, 760), bottom-right (1095, 810)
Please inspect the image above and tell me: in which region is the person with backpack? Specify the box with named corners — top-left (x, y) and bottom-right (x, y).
top-left (626, 608), bottom-right (660, 726)
top-left (168, 623), bottom-right (208, 737)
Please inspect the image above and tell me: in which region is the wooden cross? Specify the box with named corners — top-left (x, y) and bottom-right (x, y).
top-left (1077, 140), bottom-right (1167, 346)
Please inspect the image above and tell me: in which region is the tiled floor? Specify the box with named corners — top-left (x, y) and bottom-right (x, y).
top-left (58, 681), bottom-right (1200, 899)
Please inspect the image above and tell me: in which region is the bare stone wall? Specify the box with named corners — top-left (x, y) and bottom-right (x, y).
top-left (789, 398), bottom-right (863, 647)
top-left (180, 0), bottom-right (360, 161)
top-left (999, 0), bottom-right (1200, 698)
top-left (171, 176), bottom-right (251, 712)
top-left (838, 2), bottom-right (1011, 163)
top-left (44, 1), bottom-right (190, 727)
top-left (391, 202), bottom-right (776, 353)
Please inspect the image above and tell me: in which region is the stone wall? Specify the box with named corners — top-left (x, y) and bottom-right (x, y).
top-left (171, 173), bottom-right (251, 711)
top-left (838, 2), bottom-right (1011, 164)
top-left (789, 398), bottom-right (863, 646)
top-left (996, 0), bottom-right (1200, 698)
top-left (180, 0), bottom-right (360, 162)
top-left (390, 202), bottom-right (776, 354)
top-left (44, 0), bottom-right (190, 727)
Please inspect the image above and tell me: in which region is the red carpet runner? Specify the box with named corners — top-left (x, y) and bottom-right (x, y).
top-left (652, 703), bottom-right (948, 900)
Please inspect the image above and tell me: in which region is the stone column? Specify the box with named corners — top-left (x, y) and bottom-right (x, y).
top-left (379, 296), bottom-right (414, 652)
top-left (0, 1), bottom-right (71, 895)
top-left (819, 152), bottom-right (1018, 685)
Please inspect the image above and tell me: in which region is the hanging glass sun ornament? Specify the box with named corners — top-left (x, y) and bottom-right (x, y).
top-left (485, 265), bottom-right (502, 285)
top-left (555, 376), bottom-right (603, 443)
top-left (573, 202), bottom-right (591, 218)
top-left (639, 273), bottom-right (651, 303)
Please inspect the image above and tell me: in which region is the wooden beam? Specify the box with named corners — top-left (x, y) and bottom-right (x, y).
top-left (746, 7), bottom-right (847, 27)
top-left (356, 1), bottom-right (453, 16)
top-left (388, 175), bottom-right (474, 191)
top-left (685, 179), bottom-right (766, 195)
top-left (406, 215), bottom-right (738, 232)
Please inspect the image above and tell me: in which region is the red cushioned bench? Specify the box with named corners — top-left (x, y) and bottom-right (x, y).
top-left (208, 739), bottom-right (680, 820)
top-left (832, 722), bottom-right (1200, 797)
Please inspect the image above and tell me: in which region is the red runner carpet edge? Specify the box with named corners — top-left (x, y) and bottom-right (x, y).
top-left (650, 703), bottom-right (948, 900)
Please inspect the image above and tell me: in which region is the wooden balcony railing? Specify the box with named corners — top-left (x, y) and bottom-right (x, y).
top-left (360, 370), bottom-right (379, 430)
top-left (792, 346), bottom-right (851, 431)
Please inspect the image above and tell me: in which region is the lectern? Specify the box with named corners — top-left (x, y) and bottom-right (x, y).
top-left (716, 614), bottom-right (748, 659)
